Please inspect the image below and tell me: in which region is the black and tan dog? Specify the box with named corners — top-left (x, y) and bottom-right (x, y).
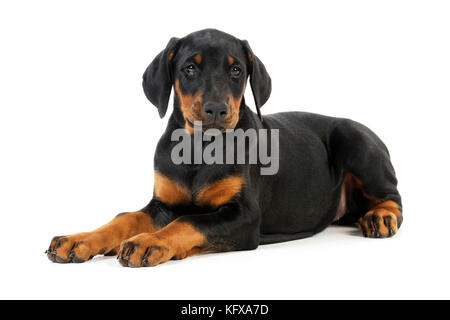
top-left (46, 29), bottom-right (402, 267)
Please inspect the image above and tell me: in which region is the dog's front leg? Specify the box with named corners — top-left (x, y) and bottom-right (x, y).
top-left (117, 203), bottom-right (260, 267)
top-left (46, 211), bottom-right (158, 263)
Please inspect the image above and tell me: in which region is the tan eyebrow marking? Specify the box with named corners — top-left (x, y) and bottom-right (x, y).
top-left (194, 54), bottom-right (202, 64)
top-left (228, 56), bottom-right (234, 66)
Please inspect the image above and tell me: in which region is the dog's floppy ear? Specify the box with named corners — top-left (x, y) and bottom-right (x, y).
top-left (142, 37), bottom-right (179, 118)
top-left (241, 40), bottom-right (272, 121)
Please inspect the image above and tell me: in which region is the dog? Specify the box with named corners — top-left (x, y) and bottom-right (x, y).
top-left (46, 29), bottom-right (402, 267)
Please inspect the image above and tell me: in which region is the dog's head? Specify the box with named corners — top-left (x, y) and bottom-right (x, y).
top-left (143, 29), bottom-right (271, 132)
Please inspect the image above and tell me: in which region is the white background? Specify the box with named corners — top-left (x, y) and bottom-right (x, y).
top-left (1, 0), bottom-right (449, 299)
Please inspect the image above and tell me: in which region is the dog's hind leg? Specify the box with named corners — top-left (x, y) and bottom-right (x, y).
top-left (330, 119), bottom-right (403, 238)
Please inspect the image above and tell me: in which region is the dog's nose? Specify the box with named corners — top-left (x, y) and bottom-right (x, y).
top-left (202, 102), bottom-right (228, 121)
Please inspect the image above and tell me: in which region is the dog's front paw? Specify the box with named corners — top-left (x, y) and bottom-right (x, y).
top-left (46, 233), bottom-right (93, 263)
top-left (118, 233), bottom-right (175, 267)
top-left (46, 233), bottom-right (117, 263)
top-left (358, 208), bottom-right (398, 238)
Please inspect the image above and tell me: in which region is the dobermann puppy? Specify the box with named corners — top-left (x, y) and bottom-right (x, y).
top-left (46, 29), bottom-right (402, 267)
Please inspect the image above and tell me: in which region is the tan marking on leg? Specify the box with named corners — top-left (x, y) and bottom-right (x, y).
top-left (372, 200), bottom-right (402, 220)
top-left (196, 175), bottom-right (244, 207)
top-left (46, 211), bottom-right (157, 262)
top-left (154, 171), bottom-right (192, 205)
top-left (335, 173), bottom-right (384, 222)
top-left (118, 221), bottom-right (208, 267)
top-left (336, 173), bottom-right (402, 238)
top-left (157, 221), bottom-right (207, 258)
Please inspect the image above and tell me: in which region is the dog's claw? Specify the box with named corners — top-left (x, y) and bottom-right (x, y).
top-left (55, 255), bottom-right (70, 263)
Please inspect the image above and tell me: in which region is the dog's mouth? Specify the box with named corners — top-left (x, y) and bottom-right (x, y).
top-left (186, 118), bottom-right (232, 132)
top-left (183, 98), bottom-right (240, 133)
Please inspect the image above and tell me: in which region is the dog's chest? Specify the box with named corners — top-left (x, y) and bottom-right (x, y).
top-left (154, 170), bottom-right (244, 208)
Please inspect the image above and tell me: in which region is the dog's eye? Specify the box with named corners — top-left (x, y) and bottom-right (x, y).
top-left (230, 66), bottom-right (241, 78)
top-left (184, 64), bottom-right (197, 77)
